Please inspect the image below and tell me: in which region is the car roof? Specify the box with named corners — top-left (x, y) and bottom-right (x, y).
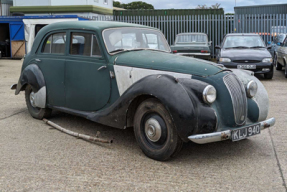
top-left (177, 33), bottom-right (207, 36)
top-left (225, 33), bottom-right (260, 36)
top-left (32, 21), bottom-right (157, 53)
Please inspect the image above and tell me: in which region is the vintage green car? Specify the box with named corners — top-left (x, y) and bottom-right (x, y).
top-left (12, 21), bottom-right (275, 161)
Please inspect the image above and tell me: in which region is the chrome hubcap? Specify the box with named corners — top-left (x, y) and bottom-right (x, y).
top-left (145, 118), bottom-right (162, 142)
top-left (30, 91), bottom-right (36, 108)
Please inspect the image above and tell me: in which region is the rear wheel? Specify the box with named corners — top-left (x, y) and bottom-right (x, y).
top-left (25, 85), bottom-right (51, 119)
top-left (275, 55), bottom-right (282, 70)
top-left (133, 98), bottom-right (183, 161)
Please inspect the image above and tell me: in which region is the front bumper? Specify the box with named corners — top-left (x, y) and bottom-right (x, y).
top-left (188, 117), bottom-right (275, 144)
top-left (219, 62), bottom-right (273, 74)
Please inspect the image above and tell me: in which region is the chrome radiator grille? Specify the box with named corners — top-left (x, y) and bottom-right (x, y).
top-left (223, 74), bottom-right (247, 125)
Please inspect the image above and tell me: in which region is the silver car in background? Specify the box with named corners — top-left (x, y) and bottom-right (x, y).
top-left (268, 33), bottom-right (286, 58)
top-left (170, 33), bottom-right (212, 60)
top-left (275, 35), bottom-right (287, 78)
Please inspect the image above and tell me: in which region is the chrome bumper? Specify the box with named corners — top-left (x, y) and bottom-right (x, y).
top-left (188, 117), bottom-right (275, 144)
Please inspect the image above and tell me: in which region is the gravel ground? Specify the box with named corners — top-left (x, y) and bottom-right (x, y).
top-left (0, 59), bottom-right (286, 191)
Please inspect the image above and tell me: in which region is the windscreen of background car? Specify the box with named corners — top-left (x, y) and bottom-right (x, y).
top-left (175, 34), bottom-right (207, 44)
top-left (103, 28), bottom-right (170, 53)
top-left (223, 36), bottom-right (265, 48)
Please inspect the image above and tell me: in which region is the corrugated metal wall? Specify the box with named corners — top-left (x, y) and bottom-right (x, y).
top-left (235, 4), bottom-right (287, 15)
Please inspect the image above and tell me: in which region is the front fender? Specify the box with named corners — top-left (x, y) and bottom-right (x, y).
top-left (89, 74), bottom-right (217, 142)
top-left (15, 64), bottom-right (46, 108)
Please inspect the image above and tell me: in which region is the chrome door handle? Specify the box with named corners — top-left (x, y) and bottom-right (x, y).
top-left (35, 59), bottom-right (41, 62)
top-left (98, 66), bottom-right (107, 71)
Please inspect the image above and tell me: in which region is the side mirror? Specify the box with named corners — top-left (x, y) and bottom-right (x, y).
top-left (267, 41), bottom-right (271, 45)
top-left (215, 45), bottom-right (221, 49)
top-left (208, 41), bottom-right (212, 46)
top-left (267, 45), bottom-right (272, 50)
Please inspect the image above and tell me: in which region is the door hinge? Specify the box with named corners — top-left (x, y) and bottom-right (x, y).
top-left (110, 71), bottom-right (115, 79)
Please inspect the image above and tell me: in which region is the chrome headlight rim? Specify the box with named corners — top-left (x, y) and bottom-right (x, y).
top-left (219, 58), bottom-right (231, 63)
top-left (246, 80), bottom-right (258, 98)
top-left (262, 58), bottom-right (273, 63)
top-left (203, 85), bottom-right (217, 104)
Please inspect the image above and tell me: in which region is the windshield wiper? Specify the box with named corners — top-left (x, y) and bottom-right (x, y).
top-left (109, 48), bottom-right (147, 54)
top-left (249, 46), bottom-right (265, 48)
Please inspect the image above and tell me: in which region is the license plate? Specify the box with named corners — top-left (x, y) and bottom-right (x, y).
top-left (237, 65), bottom-right (256, 69)
top-left (232, 123), bottom-right (260, 141)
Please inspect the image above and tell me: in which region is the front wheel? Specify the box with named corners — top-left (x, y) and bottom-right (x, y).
top-left (133, 98), bottom-right (183, 161)
top-left (25, 85), bottom-right (51, 119)
top-left (264, 71), bottom-right (273, 79)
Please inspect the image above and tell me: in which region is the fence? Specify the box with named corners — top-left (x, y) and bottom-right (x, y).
top-left (92, 14), bottom-right (287, 57)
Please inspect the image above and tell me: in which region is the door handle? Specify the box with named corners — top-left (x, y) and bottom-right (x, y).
top-left (35, 59), bottom-right (41, 62)
top-left (98, 66), bottom-right (107, 71)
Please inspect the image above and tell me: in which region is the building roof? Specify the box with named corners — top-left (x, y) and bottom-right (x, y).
top-left (234, 3), bottom-right (287, 15)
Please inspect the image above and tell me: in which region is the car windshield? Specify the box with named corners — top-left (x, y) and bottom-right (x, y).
top-left (223, 35), bottom-right (265, 49)
top-left (175, 34), bottom-right (207, 44)
top-left (103, 27), bottom-right (170, 54)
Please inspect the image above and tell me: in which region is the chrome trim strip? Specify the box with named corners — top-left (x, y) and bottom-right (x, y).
top-left (188, 117), bottom-right (275, 144)
top-left (102, 27), bottom-right (171, 56)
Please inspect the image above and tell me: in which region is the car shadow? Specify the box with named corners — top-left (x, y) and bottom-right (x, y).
top-left (47, 111), bottom-right (267, 163)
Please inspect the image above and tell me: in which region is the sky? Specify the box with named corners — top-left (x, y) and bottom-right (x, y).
top-left (115, 0), bottom-right (287, 13)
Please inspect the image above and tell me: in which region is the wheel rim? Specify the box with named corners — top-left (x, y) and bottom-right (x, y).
top-left (29, 91), bottom-right (37, 108)
top-left (141, 113), bottom-right (168, 147)
top-left (145, 118), bottom-right (162, 142)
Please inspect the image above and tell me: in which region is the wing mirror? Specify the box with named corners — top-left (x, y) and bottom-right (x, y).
top-left (215, 45), bottom-right (221, 49)
top-left (267, 45), bottom-right (272, 50)
top-left (208, 41), bottom-right (212, 46)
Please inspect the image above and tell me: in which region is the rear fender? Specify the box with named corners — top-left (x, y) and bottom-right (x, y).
top-left (15, 64), bottom-right (46, 108)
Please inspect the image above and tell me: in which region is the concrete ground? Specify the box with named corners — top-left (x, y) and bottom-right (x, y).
top-left (0, 59), bottom-right (286, 191)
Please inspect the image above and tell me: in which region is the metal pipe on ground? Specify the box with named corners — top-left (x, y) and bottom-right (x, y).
top-left (43, 118), bottom-right (113, 144)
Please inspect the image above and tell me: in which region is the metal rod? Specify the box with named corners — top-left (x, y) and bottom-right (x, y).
top-left (43, 119), bottom-right (113, 144)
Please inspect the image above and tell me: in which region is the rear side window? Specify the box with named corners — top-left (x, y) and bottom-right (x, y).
top-left (42, 33), bottom-right (66, 54)
top-left (70, 32), bottom-right (102, 57)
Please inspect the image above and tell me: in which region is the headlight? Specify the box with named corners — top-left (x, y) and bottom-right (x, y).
top-left (219, 58), bottom-right (231, 62)
top-left (246, 80), bottom-right (258, 98)
top-left (203, 85), bottom-right (217, 104)
top-left (262, 58), bottom-right (273, 63)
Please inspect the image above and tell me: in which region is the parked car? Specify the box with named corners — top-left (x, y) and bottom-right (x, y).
top-left (216, 33), bottom-right (274, 79)
top-left (267, 33), bottom-right (286, 58)
top-left (274, 35), bottom-right (287, 78)
top-left (11, 21), bottom-right (275, 161)
top-left (170, 33), bottom-right (211, 60)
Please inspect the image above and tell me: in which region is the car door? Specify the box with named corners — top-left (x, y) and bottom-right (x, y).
top-left (36, 31), bottom-right (67, 107)
top-left (282, 39), bottom-right (287, 66)
top-left (65, 31), bottom-right (110, 111)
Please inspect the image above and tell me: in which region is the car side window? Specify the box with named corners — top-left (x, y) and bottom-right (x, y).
top-left (42, 33), bottom-right (66, 54)
top-left (70, 32), bottom-right (102, 57)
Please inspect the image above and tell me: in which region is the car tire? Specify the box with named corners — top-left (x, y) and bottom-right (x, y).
top-left (133, 98), bottom-right (183, 161)
top-left (275, 55), bottom-right (282, 70)
top-left (264, 72), bottom-right (273, 79)
top-left (285, 66), bottom-right (287, 78)
top-left (25, 85), bottom-right (51, 119)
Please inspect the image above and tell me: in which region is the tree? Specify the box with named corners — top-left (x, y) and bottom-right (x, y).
top-left (196, 3), bottom-right (221, 9)
top-left (113, 1), bottom-right (154, 10)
